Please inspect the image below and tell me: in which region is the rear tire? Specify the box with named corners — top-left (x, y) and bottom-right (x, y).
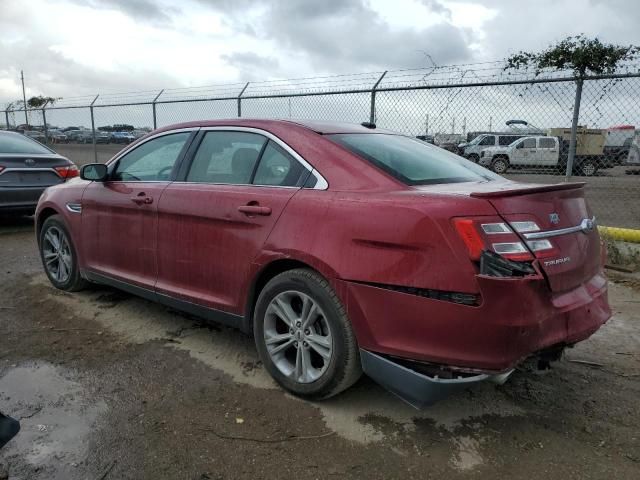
top-left (491, 157), bottom-right (509, 174)
top-left (39, 215), bottom-right (88, 291)
top-left (253, 269), bottom-right (361, 400)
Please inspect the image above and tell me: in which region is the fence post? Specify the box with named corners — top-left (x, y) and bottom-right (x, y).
top-left (90, 95), bottom-right (99, 164)
top-left (565, 77), bottom-right (584, 181)
top-left (152, 89), bottom-right (164, 130)
top-left (237, 82), bottom-right (250, 118)
top-left (42, 107), bottom-right (48, 144)
top-left (4, 110), bottom-right (9, 130)
top-left (369, 71), bottom-right (387, 124)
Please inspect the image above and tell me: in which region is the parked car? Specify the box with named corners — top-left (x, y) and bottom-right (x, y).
top-left (459, 133), bottom-right (528, 162)
top-left (416, 134), bottom-right (435, 144)
top-left (480, 136), bottom-right (600, 176)
top-left (48, 130), bottom-right (68, 144)
top-left (35, 120), bottom-right (610, 407)
top-left (111, 131), bottom-right (136, 144)
top-left (95, 131), bottom-right (112, 144)
top-left (0, 131), bottom-right (78, 215)
top-left (23, 130), bottom-right (46, 143)
top-left (603, 125), bottom-right (635, 166)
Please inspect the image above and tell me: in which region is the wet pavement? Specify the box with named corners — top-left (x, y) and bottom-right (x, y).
top-left (0, 215), bottom-right (639, 479)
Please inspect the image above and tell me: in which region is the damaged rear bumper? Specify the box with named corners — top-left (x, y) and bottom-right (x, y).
top-left (360, 349), bottom-right (513, 408)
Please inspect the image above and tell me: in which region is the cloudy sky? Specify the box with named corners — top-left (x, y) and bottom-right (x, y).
top-left (1, 0), bottom-right (639, 105)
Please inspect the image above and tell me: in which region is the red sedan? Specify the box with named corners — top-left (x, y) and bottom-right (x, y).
top-left (35, 120), bottom-right (611, 407)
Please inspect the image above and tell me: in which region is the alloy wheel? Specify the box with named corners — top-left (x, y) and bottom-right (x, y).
top-left (42, 226), bottom-right (72, 284)
top-left (263, 290), bottom-right (333, 384)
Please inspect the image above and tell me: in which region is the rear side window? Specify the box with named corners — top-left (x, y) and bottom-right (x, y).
top-left (329, 134), bottom-right (500, 185)
top-left (499, 135), bottom-right (520, 146)
top-left (253, 141), bottom-right (307, 186)
top-left (539, 138), bottom-right (555, 148)
top-left (187, 131), bottom-right (266, 184)
top-left (0, 133), bottom-right (52, 154)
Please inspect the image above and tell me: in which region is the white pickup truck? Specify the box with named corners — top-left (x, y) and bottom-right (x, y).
top-left (478, 136), bottom-right (599, 176)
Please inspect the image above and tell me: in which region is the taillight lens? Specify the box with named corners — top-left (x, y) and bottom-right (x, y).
top-left (54, 164), bottom-right (79, 180)
top-left (453, 219), bottom-right (485, 260)
top-left (453, 217), bottom-right (534, 262)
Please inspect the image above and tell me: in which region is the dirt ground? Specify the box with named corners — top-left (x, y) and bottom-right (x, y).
top-left (0, 216), bottom-right (639, 479)
top-left (52, 144), bottom-right (640, 229)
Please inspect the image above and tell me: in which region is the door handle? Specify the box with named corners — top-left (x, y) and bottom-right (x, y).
top-left (131, 192), bottom-right (153, 205)
top-left (238, 204), bottom-right (271, 216)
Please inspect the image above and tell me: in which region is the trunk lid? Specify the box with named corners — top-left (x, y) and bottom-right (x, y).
top-left (473, 182), bottom-right (600, 292)
top-left (0, 154), bottom-right (67, 187)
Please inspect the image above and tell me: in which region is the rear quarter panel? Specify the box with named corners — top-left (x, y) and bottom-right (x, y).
top-left (260, 189), bottom-right (498, 293)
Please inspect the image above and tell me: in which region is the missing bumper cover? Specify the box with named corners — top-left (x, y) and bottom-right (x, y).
top-left (480, 250), bottom-right (536, 278)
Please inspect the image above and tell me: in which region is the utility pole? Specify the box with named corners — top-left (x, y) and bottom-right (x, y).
top-left (488, 116), bottom-right (493, 132)
top-left (462, 117), bottom-right (467, 136)
top-left (20, 70), bottom-right (28, 127)
top-left (425, 114), bottom-right (429, 135)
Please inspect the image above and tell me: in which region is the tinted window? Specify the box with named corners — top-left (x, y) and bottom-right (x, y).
top-left (329, 134), bottom-right (500, 185)
top-left (112, 132), bottom-right (190, 181)
top-left (187, 131), bottom-right (267, 184)
top-left (478, 135), bottom-right (495, 146)
top-left (521, 138), bottom-right (536, 148)
top-left (499, 135), bottom-right (521, 146)
top-left (539, 138), bottom-right (555, 148)
top-left (253, 141), bottom-right (307, 186)
top-left (0, 133), bottom-right (52, 154)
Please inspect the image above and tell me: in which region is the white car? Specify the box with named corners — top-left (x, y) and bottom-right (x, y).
top-left (479, 136), bottom-right (599, 176)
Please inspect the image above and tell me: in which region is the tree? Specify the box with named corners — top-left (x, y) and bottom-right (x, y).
top-left (505, 35), bottom-right (639, 179)
top-left (26, 95), bottom-right (60, 108)
top-left (505, 35), bottom-right (639, 78)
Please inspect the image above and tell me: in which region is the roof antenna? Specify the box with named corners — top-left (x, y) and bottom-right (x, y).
top-left (361, 122), bottom-right (376, 129)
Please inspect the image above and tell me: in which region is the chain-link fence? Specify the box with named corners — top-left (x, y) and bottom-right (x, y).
top-left (3, 62), bottom-right (640, 228)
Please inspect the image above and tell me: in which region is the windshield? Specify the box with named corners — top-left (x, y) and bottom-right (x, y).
top-left (329, 133), bottom-right (501, 185)
top-left (0, 132), bottom-right (52, 154)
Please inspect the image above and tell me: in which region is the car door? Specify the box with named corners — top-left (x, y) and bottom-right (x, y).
top-left (155, 128), bottom-right (313, 315)
top-left (538, 137), bottom-right (558, 166)
top-left (511, 137), bottom-right (537, 166)
top-left (81, 130), bottom-right (195, 288)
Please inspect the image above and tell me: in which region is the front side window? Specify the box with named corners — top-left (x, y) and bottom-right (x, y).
top-left (478, 135), bottom-right (495, 146)
top-left (522, 138), bottom-right (536, 148)
top-left (112, 132), bottom-right (190, 181)
top-left (0, 133), bottom-right (52, 154)
top-left (187, 131), bottom-right (266, 184)
top-left (329, 133), bottom-right (500, 185)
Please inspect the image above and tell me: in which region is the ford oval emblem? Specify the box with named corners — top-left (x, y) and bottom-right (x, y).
top-left (549, 213), bottom-right (560, 224)
top-left (24, 158), bottom-right (36, 166)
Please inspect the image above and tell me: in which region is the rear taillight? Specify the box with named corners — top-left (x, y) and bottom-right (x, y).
top-left (453, 217), bottom-right (534, 262)
top-left (54, 165), bottom-right (79, 180)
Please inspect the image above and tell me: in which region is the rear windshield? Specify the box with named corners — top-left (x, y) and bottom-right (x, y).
top-left (329, 133), bottom-right (500, 185)
top-left (0, 133), bottom-right (52, 154)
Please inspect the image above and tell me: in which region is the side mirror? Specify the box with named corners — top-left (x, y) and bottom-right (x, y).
top-left (80, 163), bottom-right (108, 181)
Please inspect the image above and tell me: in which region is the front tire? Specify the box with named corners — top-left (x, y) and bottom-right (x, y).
top-left (39, 215), bottom-right (88, 291)
top-left (253, 269), bottom-right (361, 400)
top-left (491, 157), bottom-right (509, 174)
